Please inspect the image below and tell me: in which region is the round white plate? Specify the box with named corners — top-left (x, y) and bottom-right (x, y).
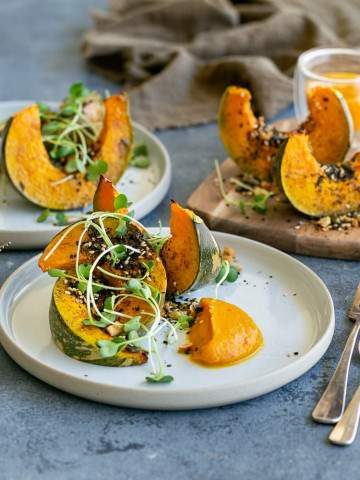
top-left (0, 101), bottom-right (171, 249)
top-left (0, 230), bottom-right (334, 410)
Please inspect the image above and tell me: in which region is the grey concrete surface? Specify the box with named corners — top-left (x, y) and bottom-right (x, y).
top-left (0, 1), bottom-right (359, 479)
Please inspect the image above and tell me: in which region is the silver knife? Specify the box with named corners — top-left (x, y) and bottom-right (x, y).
top-left (312, 282), bottom-right (360, 424)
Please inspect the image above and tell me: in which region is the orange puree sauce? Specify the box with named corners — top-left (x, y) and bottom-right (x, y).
top-left (311, 71), bottom-right (360, 129)
top-left (186, 297), bottom-right (263, 367)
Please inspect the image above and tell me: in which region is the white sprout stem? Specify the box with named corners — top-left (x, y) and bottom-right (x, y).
top-left (86, 244), bottom-right (149, 322)
top-left (85, 219), bottom-right (113, 249)
top-left (214, 160), bottom-right (237, 207)
top-left (97, 264), bottom-right (149, 282)
top-left (75, 222), bottom-right (90, 279)
top-left (229, 177), bottom-right (254, 192)
top-left (214, 260), bottom-right (230, 299)
top-left (97, 212), bottom-right (150, 235)
top-left (103, 309), bottom-right (133, 320)
top-left (150, 336), bottom-right (163, 376)
top-left (115, 293), bottom-right (158, 322)
top-left (97, 266), bottom-right (132, 281)
top-left (43, 220), bottom-right (87, 261)
top-left (102, 321), bottom-right (169, 360)
top-left (78, 111), bottom-right (101, 134)
top-left (51, 174), bottom-right (75, 186)
top-left (42, 210), bottom-right (170, 377)
top-left (86, 243), bottom-right (122, 322)
top-left (97, 216), bottom-right (114, 248)
top-left (76, 128), bottom-right (91, 166)
top-left (58, 104), bottom-right (82, 139)
top-left (163, 317), bottom-right (179, 343)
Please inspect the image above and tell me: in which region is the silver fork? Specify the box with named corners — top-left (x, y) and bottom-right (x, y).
top-left (312, 282), bottom-right (360, 424)
top-left (329, 341), bottom-right (360, 446)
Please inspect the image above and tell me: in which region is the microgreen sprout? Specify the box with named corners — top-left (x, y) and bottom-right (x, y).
top-left (130, 143), bottom-right (150, 169)
top-left (215, 261), bottom-right (239, 284)
top-left (215, 160), bottom-right (274, 214)
top-left (146, 374), bottom-right (174, 383)
top-left (174, 314), bottom-right (193, 331)
top-left (214, 260), bottom-right (230, 298)
top-left (36, 209), bottom-right (51, 223)
top-left (37, 208), bottom-right (90, 226)
top-left (48, 268), bottom-right (67, 278)
top-left (114, 193), bottom-right (129, 210)
top-left (123, 315), bottom-right (141, 333)
top-left (45, 206), bottom-right (175, 383)
top-left (39, 82), bottom-right (107, 181)
top-left (146, 222), bottom-right (170, 253)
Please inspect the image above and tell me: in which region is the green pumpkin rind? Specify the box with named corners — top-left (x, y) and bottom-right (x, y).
top-left (189, 216), bottom-right (222, 292)
top-left (274, 137), bottom-right (289, 191)
top-left (0, 117), bottom-right (13, 169)
top-left (275, 133), bottom-right (360, 217)
top-left (49, 280), bottom-right (147, 367)
top-left (162, 205), bottom-right (222, 295)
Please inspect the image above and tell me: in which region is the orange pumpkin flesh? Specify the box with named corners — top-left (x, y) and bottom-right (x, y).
top-left (278, 133), bottom-right (360, 217)
top-left (39, 177), bottom-right (127, 272)
top-left (4, 94), bottom-right (132, 210)
top-left (218, 86), bottom-right (353, 180)
top-left (96, 95), bottom-right (133, 184)
top-left (93, 175), bottom-right (119, 212)
top-left (44, 178), bottom-right (167, 366)
top-left (218, 87), bottom-right (281, 181)
top-left (302, 86), bottom-right (353, 165)
top-left (51, 278), bottom-right (148, 366)
top-left (162, 202), bottom-right (200, 294)
top-left (161, 202), bottom-right (221, 295)
top-left (188, 298), bottom-right (263, 366)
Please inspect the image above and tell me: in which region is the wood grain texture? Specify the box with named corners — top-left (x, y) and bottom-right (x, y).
top-left (187, 157), bottom-right (360, 260)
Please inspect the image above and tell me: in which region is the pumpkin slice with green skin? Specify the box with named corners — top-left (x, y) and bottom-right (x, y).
top-left (301, 86), bottom-right (353, 165)
top-left (218, 86), bottom-right (285, 181)
top-left (50, 278), bottom-right (148, 366)
top-left (39, 216), bottom-right (167, 300)
top-left (40, 179), bottom-right (167, 366)
top-left (277, 133), bottom-right (360, 217)
top-left (188, 297), bottom-right (263, 366)
top-left (218, 86), bottom-right (353, 180)
top-left (39, 175), bottom-right (128, 271)
top-left (3, 94), bottom-right (132, 210)
top-left (161, 202), bottom-right (222, 295)
top-left (46, 222), bottom-right (167, 366)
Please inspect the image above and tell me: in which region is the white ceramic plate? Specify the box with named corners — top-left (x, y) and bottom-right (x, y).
top-left (0, 230), bottom-right (334, 410)
top-left (0, 101), bottom-right (171, 249)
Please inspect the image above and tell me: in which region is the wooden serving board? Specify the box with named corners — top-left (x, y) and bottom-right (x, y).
top-left (188, 157), bottom-right (360, 261)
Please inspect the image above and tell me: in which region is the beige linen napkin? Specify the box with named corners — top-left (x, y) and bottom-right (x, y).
top-left (82, 0), bottom-right (360, 129)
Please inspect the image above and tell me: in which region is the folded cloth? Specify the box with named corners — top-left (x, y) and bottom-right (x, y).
top-left (82, 0), bottom-right (360, 130)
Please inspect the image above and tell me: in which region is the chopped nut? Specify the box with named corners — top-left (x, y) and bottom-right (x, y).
top-left (106, 323), bottom-right (123, 337)
top-left (317, 216), bottom-right (331, 229)
top-left (222, 246), bottom-right (236, 263)
top-left (178, 343), bottom-right (193, 354)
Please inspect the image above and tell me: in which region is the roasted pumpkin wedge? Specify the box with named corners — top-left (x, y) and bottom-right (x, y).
top-left (40, 177), bottom-right (169, 366)
top-left (218, 86), bottom-right (353, 180)
top-left (277, 133), bottom-right (360, 217)
top-left (44, 216), bottom-right (167, 365)
top-left (188, 297), bottom-right (263, 366)
top-left (3, 93), bottom-right (132, 210)
top-left (161, 202), bottom-right (222, 295)
top-left (302, 86), bottom-right (353, 165)
top-left (39, 177), bottom-right (129, 271)
top-left (50, 278), bottom-right (148, 366)
top-left (93, 175), bottom-right (120, 212)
